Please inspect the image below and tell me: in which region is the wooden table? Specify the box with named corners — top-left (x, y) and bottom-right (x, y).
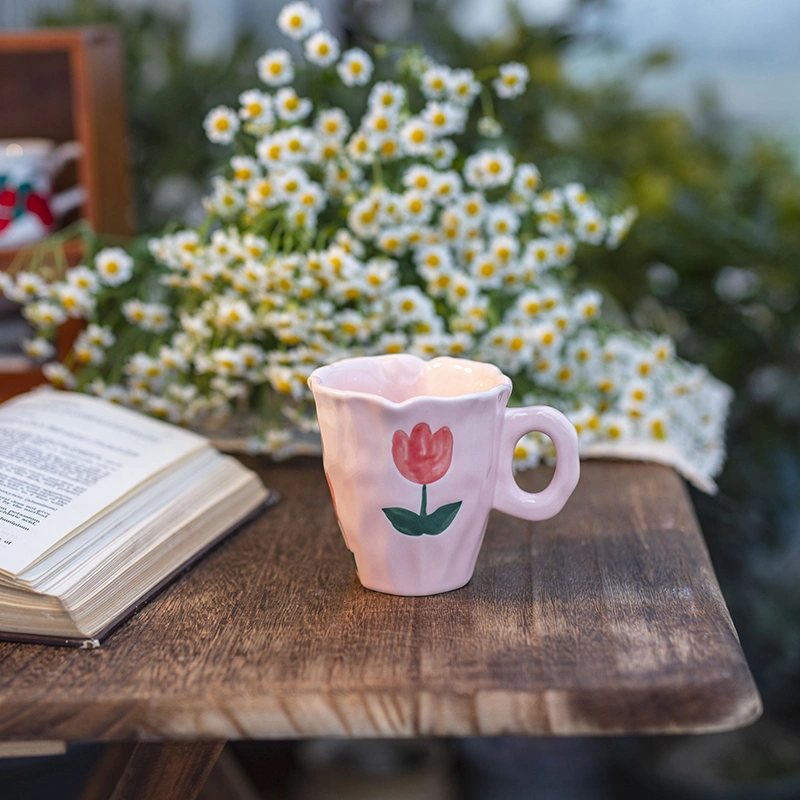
top-left (0, 459), bottom-right (761, 799)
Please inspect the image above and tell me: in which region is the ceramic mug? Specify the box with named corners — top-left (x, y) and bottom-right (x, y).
top-left (0, 139), bottom-right (86, 250)
top-left (308, 354), bottom-right (580, 596)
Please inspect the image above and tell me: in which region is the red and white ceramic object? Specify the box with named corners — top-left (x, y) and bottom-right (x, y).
top-left (309, 354), bottom-right (580, 596)
top-left (0, 139), bottom-right (86, 250)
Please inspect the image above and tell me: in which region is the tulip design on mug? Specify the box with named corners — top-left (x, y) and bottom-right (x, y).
top-left (382, 422), bottom-right (462, 537)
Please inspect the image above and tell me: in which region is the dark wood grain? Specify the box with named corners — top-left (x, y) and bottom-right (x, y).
top-left (0, 460), bottom-right (761, 738)
top-left (106, 740), bottom-right (224, 800)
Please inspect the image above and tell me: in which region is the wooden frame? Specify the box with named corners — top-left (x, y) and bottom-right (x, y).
top-left (0, 26), bottom-right (133, 399)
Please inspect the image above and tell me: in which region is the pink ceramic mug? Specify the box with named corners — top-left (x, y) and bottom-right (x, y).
top-left (308, 354), bottom-right (580, 596)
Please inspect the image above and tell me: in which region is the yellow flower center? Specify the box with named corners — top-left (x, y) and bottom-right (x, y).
top-left (285, 96), bottom-right (299, 111)
top-left (401, 300), bottom-right (415, 312)
top-left (351, 61), bottom-right (363, 74)
top-left (215, 117), bottom-right (230, 131)
top-left (289, 14), bottom-right (302, 27)
top-left (106, 261), bottom-right (119, 273)
top-left (269, 62), bottom-right (282, 76)
top-left (247, 102), bottom-right (262, 116)
top-left (509, 336), bottom-right (524, 352)
top-left (409, 198), bottom-right (423, 214)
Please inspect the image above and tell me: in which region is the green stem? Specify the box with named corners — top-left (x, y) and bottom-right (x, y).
top-left (420, 484), bottom-right (427, 518)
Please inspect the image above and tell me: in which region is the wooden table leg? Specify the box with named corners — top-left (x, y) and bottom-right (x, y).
top-left (81, 740), bottom-right (226, 800)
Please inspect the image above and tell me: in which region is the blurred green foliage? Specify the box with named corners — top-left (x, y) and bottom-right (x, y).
top-left (41, 0), bottom-right (800, 723)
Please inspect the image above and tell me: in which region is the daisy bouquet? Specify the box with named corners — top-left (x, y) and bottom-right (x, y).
top-left (1, 1), bottom-right (732, 491)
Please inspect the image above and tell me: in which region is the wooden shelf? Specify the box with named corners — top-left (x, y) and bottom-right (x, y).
top-left (0, 26), bottom-right (132, 392)
top-left (0, 460), bottom-right (761, 740)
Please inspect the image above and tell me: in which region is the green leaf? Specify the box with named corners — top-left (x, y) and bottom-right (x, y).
top-left (424, 501), bottom-right (462, 536)
top-left (382, 507), bottom-right (424, 536)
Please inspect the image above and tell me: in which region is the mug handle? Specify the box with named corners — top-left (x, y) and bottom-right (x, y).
top-left (50, 141), bottom-right (83, 174)
top-left (493, 406), bottom-right (580, 521)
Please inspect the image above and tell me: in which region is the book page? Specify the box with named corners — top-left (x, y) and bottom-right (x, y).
top-left (0, 390), bottom-right (208, 575)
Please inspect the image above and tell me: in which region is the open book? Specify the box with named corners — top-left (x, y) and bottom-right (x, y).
top-left (0, 390), bottom-right (277, 647)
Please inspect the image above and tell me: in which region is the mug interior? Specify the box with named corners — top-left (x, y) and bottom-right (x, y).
top-left (310, 355), bottom-right (511, 404)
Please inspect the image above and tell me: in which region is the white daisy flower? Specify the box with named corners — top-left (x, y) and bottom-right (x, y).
top-left (304, 30), bottom-right (340, 66)
top-left (95, 247), bottom-right (134, 286)
top-left (42, 362), bottom-right (76, 390)
top-left (430, 139), bottom-right (457, 169)
top-left (84, 323), bottom-right (115, 348)
top-left (230, 156), bottom-right (260, 185)
top-left (464, 149), bottom-right (515, 189)
top-left (363, 109), bottom-right (397, 142)
top-left (420, 65), bottom-right (451, 99)
top-left (447, 68), bottom-right (480, 105)
top-left (374, 331), bottom-right (408, 355)
top-left (574, 289), bottom-right (602, 321)
top-left (337, 48), bottom-right (373, 86)
top-left (368, 81), bottom-right (406, 114)
top-left (66, 265), bottom-right (99, 293)
top-left (550, 236), bottom-right (575, 267)
top-left (257, 49), bottom-right (294, 87)
top-left (203, 105), bottom-right (240, 144)
top-left (346, 131), bottom-right (373, 164)
top-left (277, 1), bottom-right (322, 40)
top-left (399, 118), bottom-right (432, 156)
top-left (402, 165), bottom-right (437, 195)
top-left (422, 101), bottom-right (467, 137)
top-left (493, 62), bottom-right (529, 99)
top-left (315, 108), bottom-right (351, 141)
top-left (274, 88), bottom-right (312, 122)
top-left (486, 204), bottom-right (520, 236)
top-left (238, 90), bottom-right (274, 130)
top-left (602, 413), bottom-right (632, 442)
top-left (513, 164), bottom-right (541, 197)
top-left (564, 182), bottom-right (593, 213)
top-left (399, 190), bottom-right (433, 224)
top-left (513, 434), bottom-right (541, 471)
top-left (23, 301), bottom-right (66, 328)
top-left (22, 337), bottom-right (55, 360)
top-left (4, 272), bottom-right (45, 304)
top-left (73, 342), bottom-right (104, 366)
top-left (607, 208), bottom-right (638, 249)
